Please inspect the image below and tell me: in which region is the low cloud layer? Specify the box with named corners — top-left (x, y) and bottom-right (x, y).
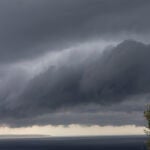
top-left (0, 1), bottom-right (150, 127)
top-left (19, 40), bottom-right (150, 109)
top-left (0, 40), bottom-right (149, 127)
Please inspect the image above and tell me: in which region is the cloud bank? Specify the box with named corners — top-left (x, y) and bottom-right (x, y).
top-left (0, 40), bottom-right (149, 127)
top-left (0, 0), bottom-right (149, 127)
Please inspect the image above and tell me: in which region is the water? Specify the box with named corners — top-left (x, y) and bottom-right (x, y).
top-left (0, 135), bottom-right (147, 150)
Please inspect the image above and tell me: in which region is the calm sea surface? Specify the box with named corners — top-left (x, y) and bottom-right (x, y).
top-left (0, 135), bottom-right (147, 150)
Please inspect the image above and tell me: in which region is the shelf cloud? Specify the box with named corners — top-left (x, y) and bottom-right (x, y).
top-left (0, 0), bottom-right (149, 127)
top-left (0, 40), bottom-right (149, 127)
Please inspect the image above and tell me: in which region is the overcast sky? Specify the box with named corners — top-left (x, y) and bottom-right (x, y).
top-left (0, 0), bottom-right (150, 133)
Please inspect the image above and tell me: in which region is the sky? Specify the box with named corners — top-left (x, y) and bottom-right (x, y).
top-left (0, 0), bottom-right (150, 136)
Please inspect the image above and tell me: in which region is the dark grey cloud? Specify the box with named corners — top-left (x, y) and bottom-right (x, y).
top-left (18, 40), bottom-right (150, 111)
top-left (0, 0), bottom-right (150, 127)
top-left (0, 0), bottom-right (150, 62)
top-left (0, 40), bottom-right (149, 127)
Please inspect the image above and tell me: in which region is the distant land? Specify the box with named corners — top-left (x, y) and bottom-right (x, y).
top-left (0, 135), bottom-right (51, 139)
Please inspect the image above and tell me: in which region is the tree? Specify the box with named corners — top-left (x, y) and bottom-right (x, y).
top-left (144, 104), bottom-right (150, 136)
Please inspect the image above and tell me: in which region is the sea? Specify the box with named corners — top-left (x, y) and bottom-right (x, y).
top-left (0, 135), bottom-right (148, 150)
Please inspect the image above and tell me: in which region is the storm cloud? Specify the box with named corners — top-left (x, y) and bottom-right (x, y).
top-left (18, 40), bottom-right (150, 110)
top-left (0, 40), bottom-right (149, 126)
top-left (0, 0), bottom-right (150, 127)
